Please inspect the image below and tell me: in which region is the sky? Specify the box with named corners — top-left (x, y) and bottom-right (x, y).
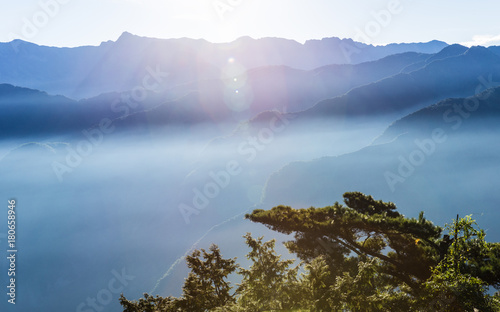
top-left (1, 0), bottom-right (500, 48)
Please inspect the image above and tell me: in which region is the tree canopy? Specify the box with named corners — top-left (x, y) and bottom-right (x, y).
top-left (121, 192), bottom-right (500, 311)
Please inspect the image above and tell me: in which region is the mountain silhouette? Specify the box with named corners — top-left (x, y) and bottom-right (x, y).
top-left (261, 87), bottom-right (500, 235)
top-left (0, 33), bottom-right (447, 99)
top-left (289, 46), bottom-right (500, 122)
top-left (0, 51), bottom-right (433, 138)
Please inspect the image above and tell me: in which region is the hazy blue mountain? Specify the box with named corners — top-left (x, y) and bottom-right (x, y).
top-left (0, 51), bottom-right (432, 139)
top-left (0, 34), bottom-right (220, 100)
top-left (0, 84), bottom-right (78, 137)
top-left (294, 46), bottom-right (500, 122)
top-left (425, 44), bottom-right (469, 62)
top-left (133, 44), bottom-right (500, 188)
top-left (164, 51), bottom-right (431, 119)
top-left (489, 45), bottom-right (500, 57)
top-left (401, 44), bottom-right (469, 73)
top-left (3, 36), bottom-right (500, 312)
top-left (213, 36), bottom-right (447, 69)
top-left (0, 33), bottom-right (447, 99)
top-left (261, 86), bottom-right (500, 238)
top-left (171, 45), bottom-right (500, 235)
top-left (336, 39), bottom-right (448, 64)
top-left (218, 45), bottom-right (500, 163)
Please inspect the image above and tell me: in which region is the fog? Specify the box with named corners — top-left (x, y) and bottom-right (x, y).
top-left (1, 101), bottom-right (499, 311)
top-left (0, 116), bottom-right (389, 311)
top-left (2, 32), bottom-right (500, 312)
top-left (262, 118), bottom-right (500, 241)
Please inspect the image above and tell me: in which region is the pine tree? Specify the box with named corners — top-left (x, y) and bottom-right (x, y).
top-left (121, 192), bottom-right (500, 311)
top-left (236, 233), bottom-right (301, 311)
top-left (119, 244), bottom-right (237, 312)
top-left (246, 192), bottom-right (444, 292)
top-left (178, 244), bottom-right (238, 311)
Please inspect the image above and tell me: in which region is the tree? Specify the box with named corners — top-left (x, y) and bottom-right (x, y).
top-left (119, 244), bottom-right (237, 312)
top-left (299, 255), bottom-right (332, 311)
top-left (236, 233), bottom-right (301, 311)
top-left (177, 244), bottom-right (238, 311)
top-left (246, 192), bottom-right (444, 293)
top-left (121, 192), bottom-right (500, 311)
top-left (119, 293), bottom-right (178, 312)
top-left (421, 215), bottom-right (500, 311)
top-left (246, 192), bottom-right (500, 309)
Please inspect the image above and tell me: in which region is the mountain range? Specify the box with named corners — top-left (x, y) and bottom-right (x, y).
top-left (261, 86), bottom-right (500, 236)
top-left (0, 32), bottom-right (447, 99)
top-left (2, 33), bottom-right (500, 312)
top-left (4, 42), bottom-right (500, 139)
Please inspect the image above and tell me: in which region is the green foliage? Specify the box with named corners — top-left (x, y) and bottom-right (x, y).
top-left (299, 256), bottom-right (331, 311)
top-left (177, 244), bottom-right (238, 311)
top-left (236, 233), bottom-right (302, 311)
top-left (121, 192), bottom-right (500, 312)
top-left (420, 215), bottom-right (499, 311)
top-left (119, 293), bottom-right (178, 312)
top-left (246, 192), bottom-right (444, 291)
top-left (320, 257), bottom-right (418, 311)
top-left (119, 244), bottom-right (237, 312)
top-left (444, 216), bottom-right (500, 289)
top-left (246, 192), bottom-right (500, 310)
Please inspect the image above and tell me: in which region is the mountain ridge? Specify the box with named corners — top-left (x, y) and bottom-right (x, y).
top-left (260, 86), bottom-right (500, 230)
top-left (0, 32), bottom-right (448, 99)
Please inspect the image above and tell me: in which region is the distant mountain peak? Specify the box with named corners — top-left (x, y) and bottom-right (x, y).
top-left (304, 37), bottom-right (343, 44)
top-left (441, 43), bottom-right (467, 51)
top-left (234, 35), bottom-right (254, 41)
top-left (428, 39), bottom-right (448, 45)
top-left (464, 45), bottom-right (500, 59)
top-left (427, 44), bottom-right (468, 62)
top-left (8, 38), bottom-right (28, 45)
top-left (467, 45), bottom-right (491, 52)
top-left (116, 31), bottom-right (138, 42)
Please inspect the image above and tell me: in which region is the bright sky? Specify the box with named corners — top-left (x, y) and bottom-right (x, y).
top-left (1, 0), bottom-right (500, 47)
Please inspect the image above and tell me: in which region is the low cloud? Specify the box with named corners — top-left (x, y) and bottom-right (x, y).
top-left (461, 34), bottom-right (500, 47)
